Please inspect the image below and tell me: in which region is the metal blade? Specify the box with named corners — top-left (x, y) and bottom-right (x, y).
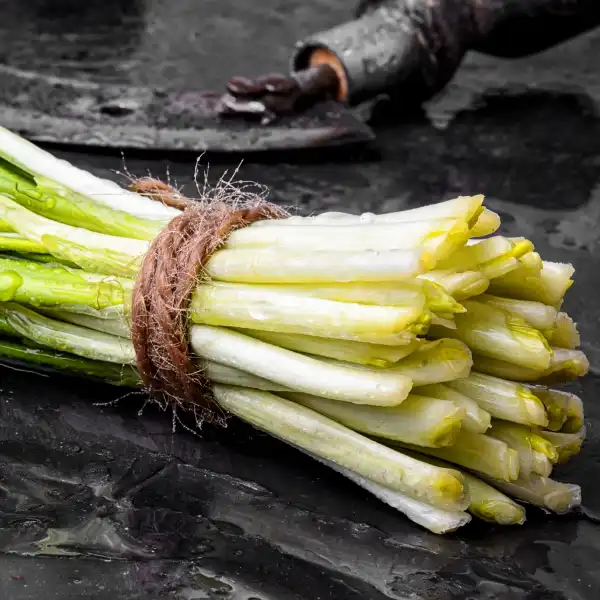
top-left (0, 65), bottom-right (374, 153)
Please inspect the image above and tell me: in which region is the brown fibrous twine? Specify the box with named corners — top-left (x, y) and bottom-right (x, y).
top-left (129, 177), bottom-right (288, 425)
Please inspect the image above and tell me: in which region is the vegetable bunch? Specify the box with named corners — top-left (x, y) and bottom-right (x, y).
top-left (0, 126), bottom-right (587, 534)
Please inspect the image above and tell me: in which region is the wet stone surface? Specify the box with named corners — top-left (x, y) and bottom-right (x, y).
top-left (0, 1), bottom-right (600, 599)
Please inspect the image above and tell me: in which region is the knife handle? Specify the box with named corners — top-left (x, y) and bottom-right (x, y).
top-left (293, 0), bottom-right (600, 106)
top-left (468, 0), bottom-right (600, 58)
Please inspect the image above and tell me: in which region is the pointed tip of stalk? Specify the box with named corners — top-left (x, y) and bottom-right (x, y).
top-left (429, 409), bottom-right (466, 448)
top-left (519, 251), bottom-right (543, 273)
top-left (510, 239), bottom-right (535, 259)
top-left (421, 280), bottom-right (467, 315)
top-left (551, 349), bottom-right (590, 382)
top-left (437, 471), bottom-right (470, 512)
top-left (521, 390), bottom-right (550, 428)
top-left (470, 208), bottom-right (501, 237)
top-left (435, 513), bottom-right (473, 534)
top-left (530, 435), bottom-right (559, 463)
top-left (545, 483), bottom-right (581, 514)
top-left (473, 500), bottom-right (526, 526)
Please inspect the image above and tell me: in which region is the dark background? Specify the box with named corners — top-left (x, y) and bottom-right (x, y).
top-left (0, 1), bottom-right (599, 599)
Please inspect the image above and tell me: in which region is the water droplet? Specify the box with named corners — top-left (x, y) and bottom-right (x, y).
top-left (248, 308), bottom-right (269, 321)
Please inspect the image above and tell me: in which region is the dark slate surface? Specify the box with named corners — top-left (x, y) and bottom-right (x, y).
top-left (0, 1), bottom-right (600, 599)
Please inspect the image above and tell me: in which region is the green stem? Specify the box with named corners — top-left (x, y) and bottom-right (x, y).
top-left (0, 337), bottom-right (140, 386)
top-left (0, 194), bottom-right (148, 276)
top-left (0, 167), bottom-right (164, 241)
top-left (0, 256), bottom-right (126, 308)
top-left (0, 302), bottom-right (135, 364)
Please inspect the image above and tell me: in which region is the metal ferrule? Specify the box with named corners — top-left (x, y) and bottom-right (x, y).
top-left (292, 4), bottom-right (421, 106)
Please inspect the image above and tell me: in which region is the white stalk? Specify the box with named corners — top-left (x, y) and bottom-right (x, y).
top-left (213, 385), bottom-right (468, 511)
top-left (487, 421), bottom-right (534, 479)
top-left (399, 431), bottom-right (520, 482)
top-left (286, 391), bottom-right (465, 447)
top-left (430, 300), bottom-right (553, 371)
top-left (489, 260), bottom-right (574, 306)
top-left (539, 429), bottom-right (586, 464)
top-left (305, 450), bottom-right (471, 534)
top-left (449, 373), bottom-right (548, 427)
top-left (249, 195), bottom-right (484, 227)
top-left (404, 450), bottom-right (526, 525)
top-left (239, 329), bottom-right (424, 367)
top-left (206, 247), bottom-right (434, 283)
top-left (202, 280), bottom-right (440, 309)
top-left (525, 386), bottom-right (583, 433)
top-left (202, 360), bottom-right (291, 391)
top-left (190, 325), bottom-right (412, 406)
top-left (190, 283), bottom-right (427, 338)
top-left (315, 339), bottom-right (473, 387)
top-left (418, 383), bottom-right (491, 433)
top-left (473, 348), bottom-right (589, 383)
top-left (388, 339), bottom-right (472, 385)
top-left (545, 312), bottom-right (580, 349)
top-left (476, 294), bottom-right (558, 331)
top-left (436, 236), bottom-right (515, 271)
top-left (226, 218), bottom-right (467, 251)
top-left (419, 270), bottom-right (490, 300)
top-left (479, 474), bottom-right (581, 514)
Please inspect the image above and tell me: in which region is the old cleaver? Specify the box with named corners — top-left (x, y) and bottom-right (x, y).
top-left (0, 64), bottom-right (375, 154)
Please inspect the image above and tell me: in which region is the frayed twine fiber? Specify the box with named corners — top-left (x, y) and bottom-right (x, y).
top-left (129, 177), bottom-right (190, 210)
top-left (130, 179), bottom-right (287, 424)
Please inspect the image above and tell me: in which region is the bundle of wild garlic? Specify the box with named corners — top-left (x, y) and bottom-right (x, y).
top-left (0, 126), bottom-right (587, 534)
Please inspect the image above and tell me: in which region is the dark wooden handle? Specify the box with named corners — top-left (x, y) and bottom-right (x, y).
top-left (357, 0), bottom-right (600, 58)
top-left (345, 0), bottom-right (600, 103)
top-left (469, 0), bottom-right (600, 57)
